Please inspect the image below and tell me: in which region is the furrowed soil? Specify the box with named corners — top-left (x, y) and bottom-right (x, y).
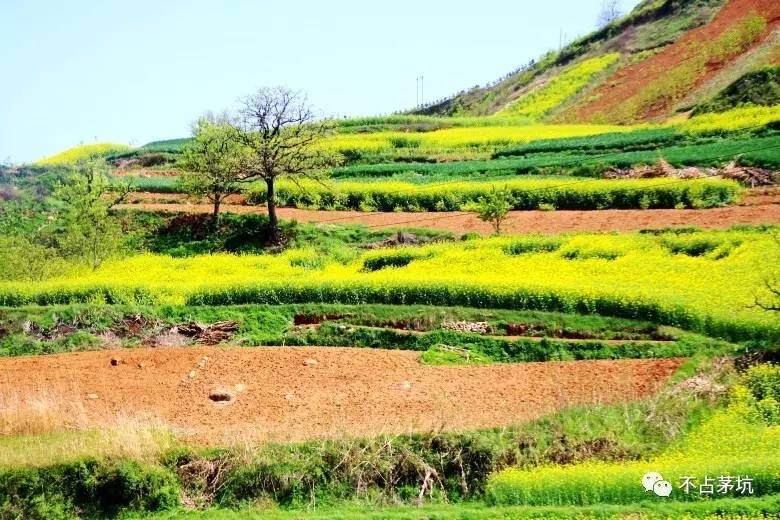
top-left (0, 347), bottom-right (682, 444)
top-left (117, 187), bottom-right (780, 234)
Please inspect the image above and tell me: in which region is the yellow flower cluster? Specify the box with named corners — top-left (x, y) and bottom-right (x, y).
top-left (487, 410), bottom-right (780, 506)
top-left (322, 124), bottom-right (631, 153)
top-left (674, 105), bottom-right (780, 134)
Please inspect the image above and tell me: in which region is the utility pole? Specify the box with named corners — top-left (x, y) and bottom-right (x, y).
top-left (416, 76), bottom-right (419, 107)
top-left (415, 76), bottom-right (425, 107)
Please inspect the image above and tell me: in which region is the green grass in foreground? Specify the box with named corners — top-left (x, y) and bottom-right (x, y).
top-left (135, 494), bottom-right (780, 519)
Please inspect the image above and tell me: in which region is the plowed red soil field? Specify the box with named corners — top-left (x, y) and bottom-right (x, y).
top-left (0, 347), bottom-right (683, 444)
top-left (117, 187), bottom-right (780, 234)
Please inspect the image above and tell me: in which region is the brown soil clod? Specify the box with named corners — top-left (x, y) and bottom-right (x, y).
top-left (442, 320), bottom-right (490, 334)
top-left (303, 358), bottom-right (319, 367)
top-left (365, 231), bottom-right (422, 249)
top-left (177, 321), bottom-right (239, 346)
top-left (293, 314), bottom-right (346, 326)
top-left (117, 314), bottom-right (151, 337)
top-left (208, 388), bottom-right (234, 403)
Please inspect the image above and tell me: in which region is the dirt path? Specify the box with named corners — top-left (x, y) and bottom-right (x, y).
top-left (117, 188), bottom-right (780, 234)
top-left (0, 347), bottom-right (682, 444)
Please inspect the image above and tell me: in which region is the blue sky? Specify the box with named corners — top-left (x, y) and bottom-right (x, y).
top-left (0, 0), bottom-right (638, 163)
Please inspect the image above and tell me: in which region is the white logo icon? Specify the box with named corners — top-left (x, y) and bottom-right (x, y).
top-left (642, 472), bottom-right (672, 497)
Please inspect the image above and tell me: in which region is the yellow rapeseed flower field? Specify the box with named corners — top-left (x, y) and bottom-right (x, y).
top-left (498, 54), bottom-right (620, 119)
top-left (36, 143), bottom-right (131, 165)
top-left (322, 124), bottom-right (632, 152)
top-left (1, 229), bottom-right (777, 342)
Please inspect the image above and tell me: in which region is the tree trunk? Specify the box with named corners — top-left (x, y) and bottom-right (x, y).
top-left (266, 177), bottom-right (281, 244)
top-left (212, 194), bottom-right (222, 232)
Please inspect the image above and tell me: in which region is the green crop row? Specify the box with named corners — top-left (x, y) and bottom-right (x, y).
top-left (283, 322), bottom-right (731, 363)
top-left (244, 177), bottom-right (741, 212)
top-left (332, 134), bottom-right (780, 180)
top-left (494, 127), bottom-right (684, 157)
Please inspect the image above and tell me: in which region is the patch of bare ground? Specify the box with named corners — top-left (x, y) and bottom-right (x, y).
top-left (0, 347), bottom-right (683, 445)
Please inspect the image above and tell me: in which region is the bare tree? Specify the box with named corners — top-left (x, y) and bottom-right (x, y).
top-left (755, 280), bottom-right (780, 312)
top-left (235, 86), bottom-right (337, 244)
top-left (754, 233), bottom-right (780, 312)
top-left (597, 0), bottom-right (623, 28)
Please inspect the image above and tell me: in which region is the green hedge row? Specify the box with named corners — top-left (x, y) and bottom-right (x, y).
top-left (0, 287), bottom-right (158, 307)
top-left (185, 282), bottom-right (778, 343)
top-left (284, 323), bottom-right (727, 362)
top-left (246, 178), bottom-right (741, 212)
top-left (331, 134), bottom-right (780, 179)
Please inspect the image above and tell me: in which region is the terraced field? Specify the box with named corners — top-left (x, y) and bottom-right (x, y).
top-left (4, 0), bottom-right (780, 515)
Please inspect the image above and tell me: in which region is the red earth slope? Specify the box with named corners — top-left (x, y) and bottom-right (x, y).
top-left (571, 0), bottom-right (780, 122)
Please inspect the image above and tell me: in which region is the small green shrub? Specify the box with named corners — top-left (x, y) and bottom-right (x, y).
top-left (389, 136), bottom-right (422, 149)
top-left (0, 459), bottom-right (180, 519)
top-left (362, 250), bottom-right (431, 271)
top-left (504, 237), bottom-right (564, 255)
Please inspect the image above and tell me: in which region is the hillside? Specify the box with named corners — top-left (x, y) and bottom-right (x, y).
top-left (416, 0), bottom-right (780, 122)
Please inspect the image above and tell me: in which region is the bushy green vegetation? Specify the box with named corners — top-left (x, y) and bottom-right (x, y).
top-left (138, 495), bottom-right (780, 519)
top-left (693, 67), bottom-right (780, 115)
top-left (0, 459), bottom-right (180, 519)
top-left (120, 212), bottom-right (452, 257)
